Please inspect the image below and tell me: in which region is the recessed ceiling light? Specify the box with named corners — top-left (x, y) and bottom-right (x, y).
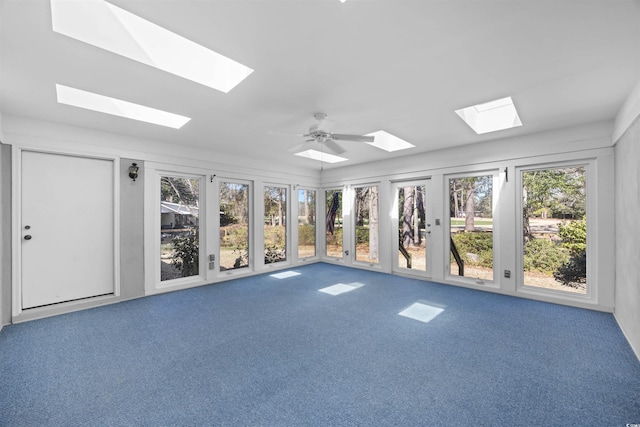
top-left (364, 130), bottom-right (415, 152)
top-left (50, 0), bottom-right (253, 93)
top-left (294, 149), bottom-right (348, 164)
top-left (56, 84), bottom-right (191, 129)
top-left (455, 96), bottom-right (522, 134)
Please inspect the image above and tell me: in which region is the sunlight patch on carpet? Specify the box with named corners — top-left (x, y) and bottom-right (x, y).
top-left (319, 282), bottom-right (365, 295)
top-left (270, 271), bottom-right (301, 279)
top-left (399, 302), bottom-right (444, 323)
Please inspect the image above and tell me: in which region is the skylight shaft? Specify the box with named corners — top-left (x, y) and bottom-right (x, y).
top-left (455, 96), bottom-right (522, 134)
top-left (50, 0), bottom-right (253, 93)
top-left (365, 130), bottom-right (415, 152)
top-left (56, 84), bottom-right (191, 128)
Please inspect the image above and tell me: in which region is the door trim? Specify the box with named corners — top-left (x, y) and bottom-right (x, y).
top-left (12, 147), bottom-right (120, 318)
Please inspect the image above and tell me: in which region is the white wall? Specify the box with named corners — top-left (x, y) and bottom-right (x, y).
top-left (613, 76), bottom-right (640, 359)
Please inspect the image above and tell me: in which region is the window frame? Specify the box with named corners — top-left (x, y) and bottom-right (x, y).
top-left (295, 187), bottom-right (319, 262)
top-left (145, 166), bottom-right (206, 295)
top-left (444, 170), bottom-right (500, 286)
top-left (216, 177), bottom-right (254, 277)
top-left (351, 183), bottom-right (381, 267)
top-left (515, 160), bottom-right (594, 301)
top-left (262, 183), bottom-right (290, 267)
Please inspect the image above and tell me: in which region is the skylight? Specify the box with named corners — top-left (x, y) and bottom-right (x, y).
top-left (50, 0), bottom-right (253, 93)
top-left (294, 149), bottom-right (348, 164)
top-left (365, 130), bottom-right (415, 152)
top-left (455, 96), bottom-right (522, 134)
top-left (56, 84), bottom-right (191, 129)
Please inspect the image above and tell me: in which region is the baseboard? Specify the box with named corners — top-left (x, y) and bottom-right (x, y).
top-left (614, 313), bottom-right (640, 362)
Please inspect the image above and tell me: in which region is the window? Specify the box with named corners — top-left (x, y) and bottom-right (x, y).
top-left (219, 181), bottom-right (250, 271)
top-left (264, 186), bottom-right (287, 264)
top-left (325, 189), bottom-right (343, 258)
top-left (354, 185), bottom-right (379, 264)
top-left (521, 166), bottom-right (587, 294)
top-left (160, 175), bottom-right (200, 281)
top-left (448, 174), bottom-right (494, 281)
top-left (298, 189), bottom-right (316, 259)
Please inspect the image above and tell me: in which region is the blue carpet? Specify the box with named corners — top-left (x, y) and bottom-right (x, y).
top-left (1, 263), bottom-right (639, 426)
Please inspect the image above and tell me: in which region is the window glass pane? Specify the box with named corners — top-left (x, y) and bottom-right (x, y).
top-left (160, 176), bottom-right (199, 281)
top-left (354, 186), bottom-right (380, 264)
top-left (398, 185), bottom-right (426, 271)
top-left (264, 186), bottom-right (287, 264)
top-left (522, 166), bottom-right (587, 294)
top-left (325, 189), bottom-right (343, 257)
top-left (298, 189), bottom-right (316, 259)
top-left (220, 181), bottom-right (250, 271)
top-left (449, 175), bottom-right (494, 280)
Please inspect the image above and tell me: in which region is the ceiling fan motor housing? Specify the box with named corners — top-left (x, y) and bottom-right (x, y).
top-left (309, 122), bottom-right (331, 135)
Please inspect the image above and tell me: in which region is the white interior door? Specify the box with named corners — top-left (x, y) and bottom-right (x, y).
top-left (21, 151), bottom-right (115, 309)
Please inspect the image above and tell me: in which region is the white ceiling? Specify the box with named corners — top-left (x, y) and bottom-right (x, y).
top-left (1, 0), bottom-right (639, 171)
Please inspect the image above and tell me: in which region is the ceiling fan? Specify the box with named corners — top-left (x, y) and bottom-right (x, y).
top-left (284, 113), bottom-right (375, 155)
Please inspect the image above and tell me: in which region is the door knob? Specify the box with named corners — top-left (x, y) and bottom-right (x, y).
top-left (24, 235), bottom-right (32, 240)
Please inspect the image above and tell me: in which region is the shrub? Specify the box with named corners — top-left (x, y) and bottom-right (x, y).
top-left (264, 245), bottom-right (286, 264)
top-left (326, 228), bottom-right (343, 246)
top-left (558, 219), bottom-right (586, 256)
top-left (451, 232), bottom-right (493, 267)
top-left (355, 226), bottom-right (370, 244)
top-left (171, 230), bottom-right (199, 277)
top-left (298, 224), bottom-right (315, 246)
top-left (221, 225), bottom-right (248, 248)
top-left (523, 238), bottom-right (569, 273)
top-left (264, 226), bottom-right (285, 246)
top-left (554, 251), bottom-right (586, 288)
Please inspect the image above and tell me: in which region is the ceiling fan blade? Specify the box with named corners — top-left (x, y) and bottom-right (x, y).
top-left (331, 133), bottom-right (375, 143)
top-left (323, 139), bottom-right (346, 155)
top-left (288, 140), bottom-right (314, 153)
top-left (268, 130), bottom-right (305, 137)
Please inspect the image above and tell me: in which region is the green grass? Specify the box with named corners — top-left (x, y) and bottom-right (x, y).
top-left (450, 219), bottom-right (493, 226)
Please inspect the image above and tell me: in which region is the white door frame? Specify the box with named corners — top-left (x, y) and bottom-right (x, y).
top-left (11, 147), bottom-right (120, 318)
